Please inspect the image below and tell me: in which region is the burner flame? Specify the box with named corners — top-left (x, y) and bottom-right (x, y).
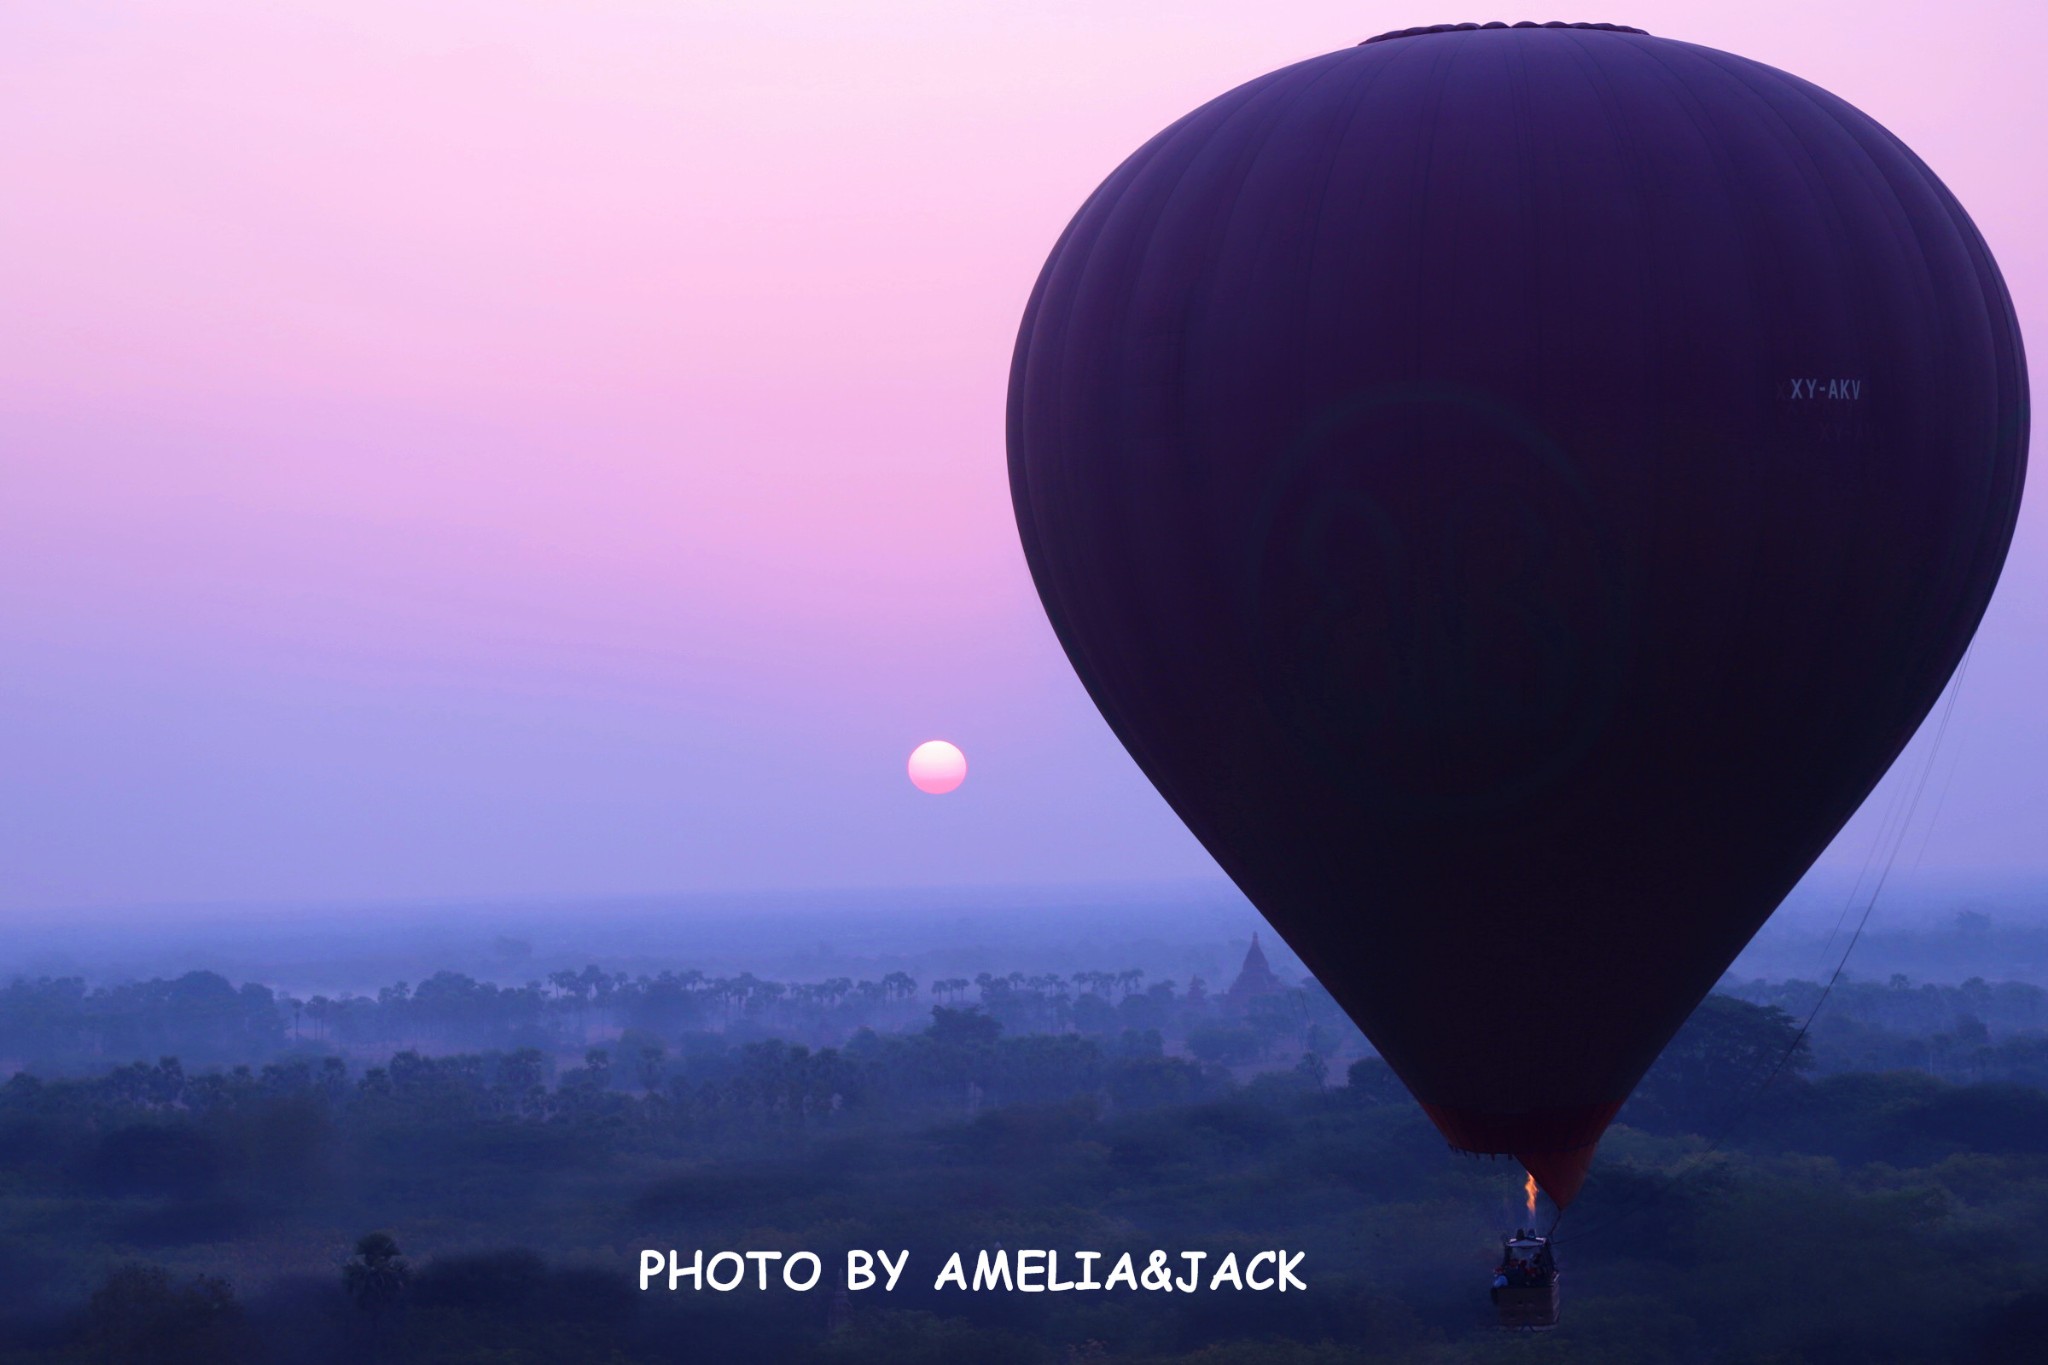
top-left (1525, 1171), bottom-right (1539, 1218)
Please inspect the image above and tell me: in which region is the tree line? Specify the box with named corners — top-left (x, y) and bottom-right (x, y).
top-left (5, 988), bottom-right (2048, 1362)
top-left (0, 963), bottom-right (1360, 1075)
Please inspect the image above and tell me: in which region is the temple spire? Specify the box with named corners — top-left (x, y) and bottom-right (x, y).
top-left (1225, 931), bottom-right (1284, 1004)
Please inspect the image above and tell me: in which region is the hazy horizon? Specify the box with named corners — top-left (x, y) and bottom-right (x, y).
top-left (6, 864), bottom-right (2047, 999)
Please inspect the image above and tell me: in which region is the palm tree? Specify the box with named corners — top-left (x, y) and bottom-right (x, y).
top-left (343, 1230), bottom-right (409, 1358)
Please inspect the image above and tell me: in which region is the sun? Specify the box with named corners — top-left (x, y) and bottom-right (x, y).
top-left (907, 740), bottom-right (967, 795)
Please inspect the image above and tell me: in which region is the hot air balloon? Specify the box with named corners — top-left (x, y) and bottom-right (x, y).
top-left (1007, 20), bottom-right (2027, 1213)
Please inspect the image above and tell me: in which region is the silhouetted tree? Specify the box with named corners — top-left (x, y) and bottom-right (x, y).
top-left (343, 1231), bottom-right (410, 1323)
top-left (1627, 993), bottom-right (1810, 1134)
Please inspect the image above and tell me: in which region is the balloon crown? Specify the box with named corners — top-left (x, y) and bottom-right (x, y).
top-left (1363, 21), bottom-right (1649, 44)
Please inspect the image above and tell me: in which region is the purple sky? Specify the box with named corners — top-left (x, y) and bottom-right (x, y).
top-left (2, 2), bottom-right (2042, 915)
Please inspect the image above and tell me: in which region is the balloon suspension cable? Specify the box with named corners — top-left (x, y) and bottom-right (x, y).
top-left (1552, 651), bottom-right (1973, 1247)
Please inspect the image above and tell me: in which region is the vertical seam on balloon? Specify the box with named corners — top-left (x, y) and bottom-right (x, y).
top-left (1550, 32), bottom-right (1801, 1101)
top-left (1688, 47), bottom-right (2021, 782)
top-left (1610, 36), bottom-right (1880, 808)
top-left (1181, 50), bottom-right (1377, 534)
top-left (1622, 43), bottom-right (2026, 1094)
top-left (1286, 48), bottom-right (1427, 1017)
top-left (1090, 61), bottom-right (1345, 817)
top-left (1507, 32), bottom-right (1542, 413)
top-left (1761, 78), bottom-right (2030, 676)
top-left (1179, 50), bottom-right (1386, 836)
top-left (1012, 70), bottom-right (1303, 803)
top-left (1108, 55), bottom-right (1375, 937)
top-left (1014, 58), bottom-right (1370, 922)
top-left (1304, 43), bottom-right (1417, 403)
top-left (1672, 40), bottom-right (1968, 584)
top-left (1685, 47), bottom-right (1959, 494)
top-left (1654, 43), bottom-right (1953, 1055)
top-left (1721, 63), bottom-right (2014, 851)
top-left (1007, 143), bottom-right (1163, 769)
top-left (1554, 29), bottom-right (1675, 699)
top-left (1607, 36), bottom-right (1785, 654)
top-left (1406, 40), bottom-right (1461, 391)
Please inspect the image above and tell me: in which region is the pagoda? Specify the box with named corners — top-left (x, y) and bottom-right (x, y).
top-left (1224, 932), bottom-right (1286, 1005)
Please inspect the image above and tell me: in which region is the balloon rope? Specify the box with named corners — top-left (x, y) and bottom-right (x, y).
top-left (1552, 652), bottom-right (1973, 1248)
top-left (1908, 650), bottom-right (1975, 874)
top-left (1812, 723), bottom-right (1918, 985)
top-left (1765, 646), bottom-right (1972, 1088)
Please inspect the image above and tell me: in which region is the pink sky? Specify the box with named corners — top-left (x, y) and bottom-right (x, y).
top-left (1, 2), bottom-right (2042, 913)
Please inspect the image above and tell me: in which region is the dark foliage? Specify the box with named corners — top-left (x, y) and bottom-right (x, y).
top-left (1, 974), bottom-right (2047, 1362)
